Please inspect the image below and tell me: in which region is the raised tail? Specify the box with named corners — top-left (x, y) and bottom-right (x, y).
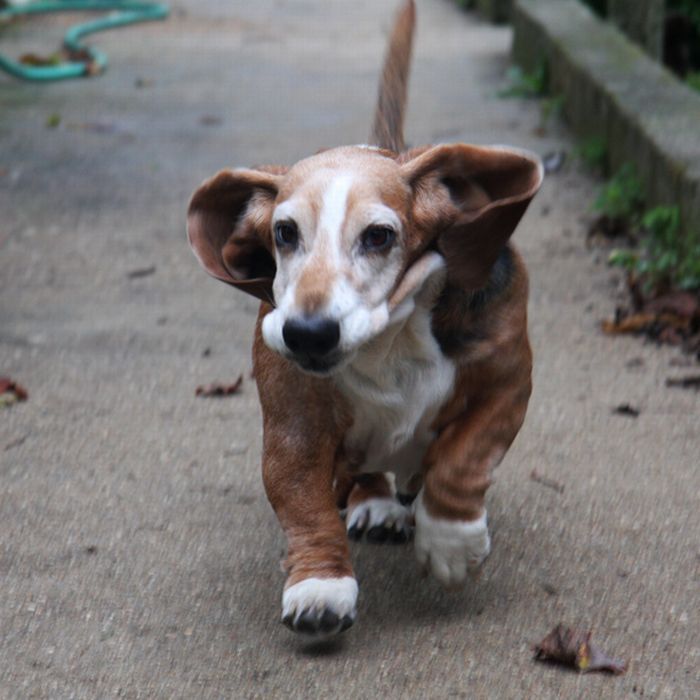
top-left (370, 0), bottom-right (416, 153)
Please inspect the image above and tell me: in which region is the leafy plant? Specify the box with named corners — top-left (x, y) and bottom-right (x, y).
top-left (668, 0), bottom-right (700, 34)
top-left (576, 136), bottom-right (608, 173)
top-left (539, 94), bottom-right (565, 130)
top-left (687, 71), bottom-right (700, 92)
top-left (498, 60), bottom-right (548, 98)
top-left (594, 164), bottom-right (645, 224)
top-left (609, 205), bottom-right (700, 292)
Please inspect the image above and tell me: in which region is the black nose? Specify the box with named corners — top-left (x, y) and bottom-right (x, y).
top-left (282, 316), bottom-right (340, 358)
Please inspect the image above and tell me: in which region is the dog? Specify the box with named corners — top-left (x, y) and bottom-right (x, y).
top-left (187, 0), bottom-right (543, 637)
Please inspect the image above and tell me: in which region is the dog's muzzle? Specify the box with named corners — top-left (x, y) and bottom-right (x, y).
top-left (282, 315), bottom-right (341, 373)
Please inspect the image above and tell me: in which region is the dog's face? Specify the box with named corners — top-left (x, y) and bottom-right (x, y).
top-left (187, 144), bottom-right (543, 374)
top-left (262, 148), bottom-right (415, 374)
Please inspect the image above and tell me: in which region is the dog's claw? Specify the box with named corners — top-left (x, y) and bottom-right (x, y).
top-left (366, 525), bottom-right (390, 543)
top-left (347, 525), bottom-right (362, 541)
top-left (346, 497), bottom-right (412, 545)
top-left (281, 577), bottom-right (358, 637)
top-left (282, 607), bottom-right (355, 636)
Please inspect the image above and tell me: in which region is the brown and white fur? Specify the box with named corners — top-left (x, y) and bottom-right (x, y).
top-left (187, 0), bottom-right (543, 637)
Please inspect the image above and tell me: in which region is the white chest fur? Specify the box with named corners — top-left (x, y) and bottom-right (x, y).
top-left (335, 295), bottom-right (456, 491)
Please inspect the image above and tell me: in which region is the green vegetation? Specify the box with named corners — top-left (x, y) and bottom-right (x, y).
top-left (594, 163), bottom-right (644, 224)
top-left (498, 60), bottom-right (548, 98)
top-left (669, 0), bottom-right (700, 33)
top-left (580, 0), bottom-right (607, 17)
top-left (539, 94), bottom-right (565, 130)
top-left (575, 136), bottom-right (608, 173)
top-left (604, 194), bottom-right (700, 293)
top-left (686, 72), bottom-right (700, 93)
top-left (594, 164), bottom-right (700, 292)
top-left (499, 60), bottom-right (561, 132)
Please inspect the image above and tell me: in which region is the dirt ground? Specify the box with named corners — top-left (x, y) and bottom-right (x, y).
top-left (1, 1), bottom-right (698, 698)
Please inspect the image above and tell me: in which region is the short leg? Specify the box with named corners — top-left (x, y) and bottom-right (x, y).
top-left (345, 474), bottom-right (412, 544)
top-left (256, 333), bottom-right (358, 636)
top-left (416, 364), bottom-right (531, 587)
top-left (262, 421), bottom-right (358, 636)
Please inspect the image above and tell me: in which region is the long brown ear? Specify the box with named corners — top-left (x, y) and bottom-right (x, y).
top-left (400, 144), bottom-right (543, 290)
top-left (187, 167), bottom-right (285, 303)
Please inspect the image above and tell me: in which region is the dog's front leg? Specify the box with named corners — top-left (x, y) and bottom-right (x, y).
top-left (262, 424), bottom-right (356, 636)
top-left (416, 370), bottom-right (531, 588)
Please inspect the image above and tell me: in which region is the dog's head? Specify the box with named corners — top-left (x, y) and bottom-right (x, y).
top-left (188, 144), bottom-right (542, 375)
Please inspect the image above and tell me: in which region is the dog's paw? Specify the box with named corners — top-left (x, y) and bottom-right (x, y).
top-left (346, 497), bottom-right (412, 544)
top-left (414, 492), bottom-right (490, 588)
top-left (281, 576), bottom-right (358, 637)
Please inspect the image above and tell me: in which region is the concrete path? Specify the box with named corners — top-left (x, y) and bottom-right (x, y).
top-left (1, 2), bottom-right (698, 698)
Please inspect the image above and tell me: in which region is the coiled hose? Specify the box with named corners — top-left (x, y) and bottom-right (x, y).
top-left (0, 1), bottom-right (169, 81)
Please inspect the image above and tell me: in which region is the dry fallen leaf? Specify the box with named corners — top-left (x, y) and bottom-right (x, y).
top-left (0, 377), bottom-right (28, 407)
top-left (20, 52), bottom-right (62, 67)
top-left (600, 284), bottom-right (700, 359)
top-left (601, 312), bottom-right (664, 335)
top-left (534, 624), bottom-right (627, 674)
top-left (127, 265), bottom-right (156, 279)
top-left (195, 375), bottom-right (243, 398)
top-left (644, 290), bottom-right (699, 320)
top-left (612, 403), bottom-right (640, 418)
top-left (666, 375), bottom-right (700, 390)
top-left (20, 48), bottom-right (101, 76)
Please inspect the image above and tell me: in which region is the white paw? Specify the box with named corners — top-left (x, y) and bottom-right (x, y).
top-left (414, 491), bottom-right (491, 588)
top-left (281, 576), bottom-right (358, 636)
top-left (346, 497), bottom-right (412, 544)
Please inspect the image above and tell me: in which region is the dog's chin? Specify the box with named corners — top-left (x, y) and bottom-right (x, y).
top-left (288, 352), bottom-right (352, 378)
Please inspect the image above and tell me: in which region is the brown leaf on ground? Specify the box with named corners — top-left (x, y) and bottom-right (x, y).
top-left (534, 624), bottom-right (627, 675)
top-left (666, 375), bottom-right (700, 390)
top-left (127, 265), bottom-right (156, 279)
top-left (195, 375), bottom-right (243, 398)
top-left (0, 377), bottom-right (28, 407)
top-left (19, 52), bottom-right (62, 67)
top-left (20, 48), bottom-right (100, 75)
top-left (602, 282), bottom-right (700, 361)
top-left (643, 291), bottom-right (699, 320)
top-left (612, 403), bottom-right (640, 417)
top-left (587, 214), bottom-right (630, 241)
top-left (601, 311), bottom-right (683, 336)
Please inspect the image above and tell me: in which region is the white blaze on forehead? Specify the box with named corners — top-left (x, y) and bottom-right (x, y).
top-left (318, 173), bottom-right (354, 260)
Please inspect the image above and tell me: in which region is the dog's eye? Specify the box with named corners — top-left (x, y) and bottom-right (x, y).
top-left (361, 225), bottom-right (395, 253)
top-left (274, 220), bottom-right (299, 249)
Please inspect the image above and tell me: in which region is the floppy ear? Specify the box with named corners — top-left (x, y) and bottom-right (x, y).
top-left (187, 166), bottom-right (285, 303)
top-left (400, 144), bottom-right (543, 290)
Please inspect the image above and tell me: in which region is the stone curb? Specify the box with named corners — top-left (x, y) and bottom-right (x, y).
top-left (512, 0), bottom-right (700, 236)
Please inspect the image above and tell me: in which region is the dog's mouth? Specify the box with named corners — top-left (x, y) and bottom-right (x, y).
top-left (288, 352), bottom-right (346, 377)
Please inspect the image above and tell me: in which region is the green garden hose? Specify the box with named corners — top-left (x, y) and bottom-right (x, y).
top-left (0, 1), bottom-right (169, 81)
